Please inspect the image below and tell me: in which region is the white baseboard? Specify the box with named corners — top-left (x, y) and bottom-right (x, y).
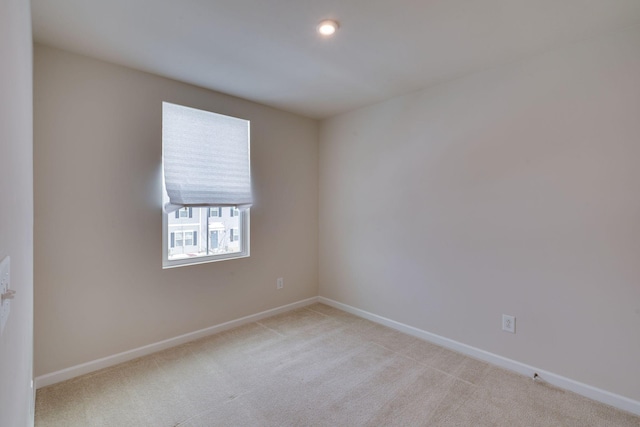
top-left (318, 296), bottom-right (640, 417)
top-left (35, 297), bottom-right (319, 389)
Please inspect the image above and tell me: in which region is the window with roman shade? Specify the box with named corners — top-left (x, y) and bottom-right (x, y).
top-left (162, 102), bottom-right (251, 268)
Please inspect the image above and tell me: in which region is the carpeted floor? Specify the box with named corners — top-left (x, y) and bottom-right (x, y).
top-left (35, 303), bottom-right (640, 426)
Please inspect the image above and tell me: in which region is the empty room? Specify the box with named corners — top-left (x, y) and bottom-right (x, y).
top-left (1, 0), bottom-right (640, 426)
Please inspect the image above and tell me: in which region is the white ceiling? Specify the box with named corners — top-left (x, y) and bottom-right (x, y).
top-left (32, 0), bottom-right (640, 119)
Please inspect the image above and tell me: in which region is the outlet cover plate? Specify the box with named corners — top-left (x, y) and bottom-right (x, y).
top-left (502, 314), bottom-right (515, 333)
top-left (1, 256), bottom-right (11, 336)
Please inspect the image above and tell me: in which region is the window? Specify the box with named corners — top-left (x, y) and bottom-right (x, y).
top-left (162, 102), bottom-right (251, 268)
top-left (167, 208), bottom-right (245, 259)
top-left (184, 231), bottom-right (193, 246)
top-left (176, 207), bottom-right (192, 219)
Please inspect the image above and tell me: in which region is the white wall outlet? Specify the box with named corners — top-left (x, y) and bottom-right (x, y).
top-left (502, 314), bottom-right (515, 333)
top-left (276, 277), bottom-right (284, 289)
top-left (1, 256), bottom-right (12, 336)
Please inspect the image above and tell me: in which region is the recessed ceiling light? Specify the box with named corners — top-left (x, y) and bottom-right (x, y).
top-left (317, 19), bottom-right (339, 36)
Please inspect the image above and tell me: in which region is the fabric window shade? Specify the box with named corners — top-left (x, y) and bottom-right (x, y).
top-left (163, 102), bottom-right (252, 212)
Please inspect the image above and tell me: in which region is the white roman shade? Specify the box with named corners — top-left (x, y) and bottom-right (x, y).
top-left (162, 102), bottom-right (252, 212)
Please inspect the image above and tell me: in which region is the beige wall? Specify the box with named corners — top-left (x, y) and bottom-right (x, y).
top-left (34, 45), bottom-right (318, 376)
top-left (0, 0), bottom-right (34, 425)
top-left (319, 25), bottom-right (640, 402)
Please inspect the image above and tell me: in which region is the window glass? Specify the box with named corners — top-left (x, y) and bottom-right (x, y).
top-left (166, 207), bottom-right (246, 262)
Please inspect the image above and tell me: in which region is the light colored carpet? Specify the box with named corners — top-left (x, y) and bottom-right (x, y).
top-left (35, 303), bottom-right (640, 426)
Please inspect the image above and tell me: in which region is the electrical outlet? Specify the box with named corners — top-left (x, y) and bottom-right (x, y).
top-left (502, 314), bottom-right (515, 333)
top-left (276, 277), bottom-right (284, 289)
top-left (1, 256), bottom-right (11, 336)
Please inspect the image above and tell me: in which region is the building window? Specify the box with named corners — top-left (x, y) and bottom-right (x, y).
top-left (162, 102), bottom-right (251, 268)
top-left (184, 231), bottom-right (193, 246)
top-left (175, 207), bottom-right (193, 219)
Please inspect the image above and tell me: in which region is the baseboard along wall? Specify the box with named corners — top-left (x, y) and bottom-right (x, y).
top-left (317, 297), bottom-right (640, 417)
top-left (34, 297), bottom-right (319, 389)
top-left (35, 295), bottom-right (640, 416)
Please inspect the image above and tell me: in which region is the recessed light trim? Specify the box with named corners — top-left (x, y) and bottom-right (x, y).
top-left (317, 19), bottom-right (339, 36)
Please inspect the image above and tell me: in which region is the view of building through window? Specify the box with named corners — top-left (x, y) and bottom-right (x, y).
top-left (167, 207), bottom-right (242, 260)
